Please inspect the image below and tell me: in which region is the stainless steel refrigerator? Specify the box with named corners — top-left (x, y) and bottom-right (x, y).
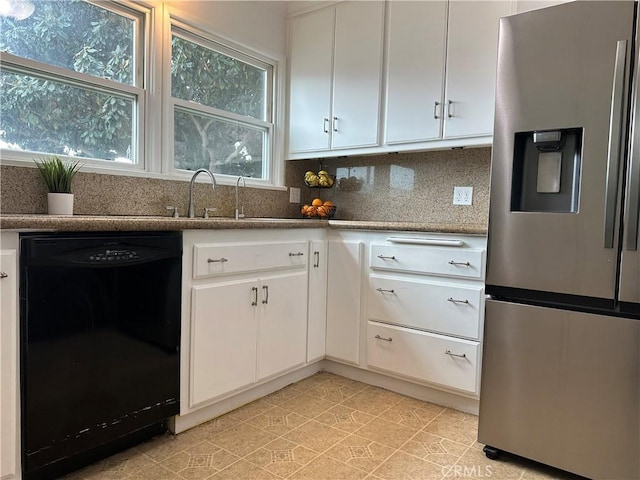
top-left (479, 2), bottom-right (640, 479)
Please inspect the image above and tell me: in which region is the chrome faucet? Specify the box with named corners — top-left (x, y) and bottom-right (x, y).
top-left (235, 176), bottom-right (246, 220)
top-left (188, 168), bottom-right (216, 218)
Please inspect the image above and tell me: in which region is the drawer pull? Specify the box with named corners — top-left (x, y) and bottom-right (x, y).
top-left (375, 334), bottom-right (393, 342)
top-left (313, 251), bottom-right (320, 268)
top-left (386, 237), bottom-right (464, 247)
top-left (0, 272), bottom-right (7, 279)
top-left (447, 297), bottom-right (469, 304)
top-left (376, 287), bottom-right (395, 294)
top-left (377, 255), bottom-right (396, 260)
top-left (208, 257), bottom-right (228, 263)
top-left (448, 260), bottom-right (470, 266)
top-left (251, 286), bottom-right (258, 306)
top-left (289, 252), bottom-right (304, 257)
top-left (445, 350), bottom-right (467, 359)
top-left (262, 285), bottom-right (269, 304)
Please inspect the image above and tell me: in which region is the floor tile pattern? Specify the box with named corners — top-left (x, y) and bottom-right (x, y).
top-left (62, 372), bottom-right (586, 480)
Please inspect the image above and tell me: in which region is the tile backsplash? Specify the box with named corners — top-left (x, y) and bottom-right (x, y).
top-left (287, 147), bottom-right (491, 226)
top-left (1, 146), bottom-right (490, 225)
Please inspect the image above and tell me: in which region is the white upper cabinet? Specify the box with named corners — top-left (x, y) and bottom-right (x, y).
top-left (289, 7), bottom-right (334, 153)
top-left (288, 2), bottom-right (384, 155)
top-left (444, 1), bottom-right (513, 138)
top-left (385, 1), bottom-right (512, 145)
top-left (331, 2), bottom-right (384, 149)
top-left (385, 1), bottom-right (447, 144)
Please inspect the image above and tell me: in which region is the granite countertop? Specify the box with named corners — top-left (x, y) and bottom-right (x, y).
top-left (0, 214), bottom-right (487, 235)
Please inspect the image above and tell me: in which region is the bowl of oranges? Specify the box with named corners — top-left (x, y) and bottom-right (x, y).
top-left (301, 198), bottom-right (336, 219)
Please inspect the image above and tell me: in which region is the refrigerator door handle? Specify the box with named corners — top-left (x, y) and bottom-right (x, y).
top-left (604, 40), bottom-right (627, 249)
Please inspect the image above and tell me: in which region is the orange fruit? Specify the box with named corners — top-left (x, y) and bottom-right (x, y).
top-left (311, 198), bottom-right (323, 206)
top-left (323, 200), bottom-right (334, 207)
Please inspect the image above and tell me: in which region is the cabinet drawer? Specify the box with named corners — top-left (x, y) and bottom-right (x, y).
top-left (194, 241), bottom-right (307, 279)
top-left (368, 274), bottom-right (483, 339)
top-left (370, 243), bottom-right (485, 280)
top-left (367, 321), bottom-right (480, 394)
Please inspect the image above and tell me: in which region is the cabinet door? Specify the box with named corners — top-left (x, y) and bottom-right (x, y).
top-left (331, 1), bottom-right (384, 149)
top-left (288, 7), bottom-right (334, 153)
top-left (326, 240), bottom-right (363, 364)
top-left (307, 241), bottom-right (327, 362)
top-left (0, 250), bottom-right (18, 479)
top-left (385, 1), bottom-right (447, 144)
top-left (443, 1), bottom-right (512, 138)
top-left (257, 271), bottom-right (308, 380)
top-left (190, 280), bottom-right (257, 406)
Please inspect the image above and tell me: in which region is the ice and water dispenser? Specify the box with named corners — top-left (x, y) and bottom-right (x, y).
top-left (510, 128), bottom-right (582, 213)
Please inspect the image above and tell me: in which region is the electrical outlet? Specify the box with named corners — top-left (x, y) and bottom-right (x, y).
top-left (453, 186), bottom-right (473, 205)
top-left (289, 187), bottom-right (301, 204)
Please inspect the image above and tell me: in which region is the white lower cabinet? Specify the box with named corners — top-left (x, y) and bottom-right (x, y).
top-left (1, 245), bottom-right (18, 480)
top-left (325, 239), bottom-right (363, 365)
top-left (257, 272), bottom-right (308, 380)
top-left (182, 229), bottom-right (486, 424)
top-left (191, 270), bottom-right (307, 406)
top-left (191, 279), bottom-right (258, 406)
top-left (367, 321), bottom-right (480, 394)
top-left (364, 233), bottom-right (486, 395)
top-left (307, 240), bottom-right (328, 362)
top-left (183, 230), bottom-right (316, 412)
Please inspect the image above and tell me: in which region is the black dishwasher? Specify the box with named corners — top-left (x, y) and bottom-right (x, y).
top-left (19, 231), bottom-right (182, 480)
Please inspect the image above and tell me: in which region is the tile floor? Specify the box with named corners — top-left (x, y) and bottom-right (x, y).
top-left (63, 372), bottom-right (585, 480)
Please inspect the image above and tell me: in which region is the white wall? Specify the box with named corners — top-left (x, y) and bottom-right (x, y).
top-left (164, 1), bottom-right (288, 58)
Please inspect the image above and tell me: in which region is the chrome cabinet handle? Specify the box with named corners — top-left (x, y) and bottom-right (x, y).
top-left (446, 99), bottom-right (454, 118)
top-left (375, 334), bottom-right (392, 342)
top-left (0, 272), bottom-right (8, 279)
top-left (313, 251), bottom-right (320, 268)
top-left (289, 252), bottom-right (304, 257)
top-left (333, 116), bottom-right (339, 132)
top-left (377, 255), bottom-right (396, 260)
top-left (323, 118), bottom-right (329, 133)
top-left (433, 101), bottom-right (440, 119)
top-left (251, 286), bottom-right (258, 306)
top-left (376, 287), bottom-right (395, 294)
top-left (262, 285), bottom-right (269, 304)
top-left (604, 40), bottom-right (627, 249)
top-left (447, 297), bottom-right (469, 304)
top-left (387, 237), bottom-right (464, 247)
top-left (207, 257), bottom-right (228, 263)
top-left (445, 350), bottom-right (466, 359)
top-left (448, 260), bottom-right (470, 266)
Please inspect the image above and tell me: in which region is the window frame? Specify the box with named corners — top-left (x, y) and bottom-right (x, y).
top-left (0, 0), bottom-right (152, 174)
top-left (164, 19), bottom-right (281, 187)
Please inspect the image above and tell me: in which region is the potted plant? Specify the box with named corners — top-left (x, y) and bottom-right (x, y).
top-left (34, 156), bottom-right (83, 215)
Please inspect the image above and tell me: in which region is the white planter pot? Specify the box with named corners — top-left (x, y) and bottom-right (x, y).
top-left (47, 193), bottom-right (74, 216)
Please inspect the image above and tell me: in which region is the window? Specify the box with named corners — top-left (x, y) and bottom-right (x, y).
top-left (0, 2), bottom-right (283, 186)
top-left (0, 0), bottom-right (145, 164)
top-left (170, 26), bottom-right (275, 181)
